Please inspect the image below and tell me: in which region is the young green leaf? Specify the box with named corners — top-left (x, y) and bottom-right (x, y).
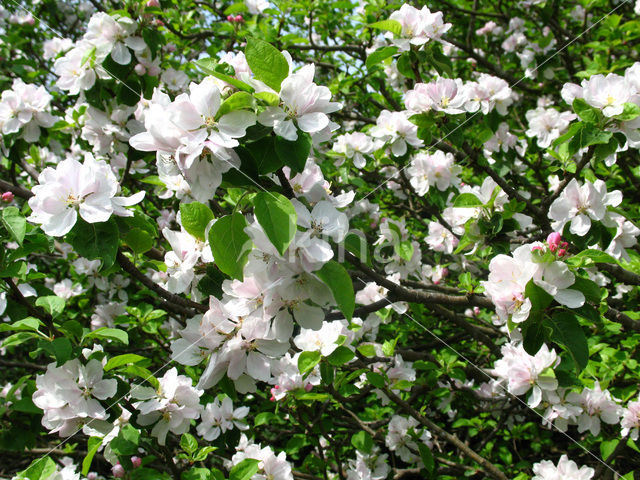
top-left (298, 350), bottom-right (321, 375)
top-left (244, 38), bottom-right (289, 92)
top-left (2, 206), bottom-right (26, 245)
top-left (180, 202), bottom-right (215, 241)
top-left (66, 218), bottom-right (119, 270)
top-left (368, 19), bottom-right (402, 35)
top-left (548, 311), bottom-right (589, 372)
top-left (315, 260), bottom-right (355, 320)
top-left (208, 213), bottom-right (253, 280)
top-left (274, 132), bottom-right (312, 174)
top-left (229, 458), bottom-right (260, 480)
top-left (253, 192), bottom-right (297, 255)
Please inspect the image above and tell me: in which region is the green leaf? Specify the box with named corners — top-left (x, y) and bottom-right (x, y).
top-left (253, 192), bottom-right (297, 255)
top-left (424, 45), bottom-right (453, 77)
top-left (182, 468), bottom-right (211, 480)
top-left (229, 458), bottom-right (260, 480)
top-left (131, 468), bottom-right (171, 480)
top-left (208, 213), bottom-right (252, 280)
top-left (344, 231), bottom-right (370, 265)
top-left (600, 439), bottom-right (619, 461)
top-left (104, 353), bottom-right (146, 371)
top-left (418, 443), bottom-right (436, 474)
top-left (0, 317), bottom-right (43, 333)
top-left (2, 206), bottom-right (26, 245)
top-left (548, 311), bottom-right (589, 372)
top-left (244, 38), bottom-right (289, 92)
top-left (82, 437), bottom-right (103, 475)
top-left (86, 327), bottom-right (129, 345)
top-left (15, 457), bottom-right (57, 480)
top-left (351, 431), bottom-right (373, 454)
top-left (572, 276), bottom-right (601, 303)
top-left (521, 314), bottom-right (547, 356)
top-left (525, 281), bottom-right (553, 312)
top-left (326, 346), bottom-right (355, 366)
top-left (453, 193), bottom-right (483, 207)
top-left (315, 260), bottom-right (355, 321)
top-left (195, 58), bottom-right (254, 92)
top-left (298, 350), bottom-right (321, 375)
top-left (66, 218), bottom-right (119, 270)
top-left (366, 46), bottom-right (398, 69)
top-left (394, 240), bottom-right (414, 262)
top-left (192, 447), bottom-right (217, 462)
top-left (254, 412), bottom-right (277, 426)
top-left (365, 371), bottom-right (385, 389)
top-left (255, 91), bottom-right (280, 106)
top-left (47, 337), bottom-right (72, 365)
top-left (2, 332), bottom-right (40, 348)
top-left (572, 98), bottom-right (601, 124)
top-left (124, 228), bottom-right (154, 254)
top-left (357, 344), bottom-right (377, 357)
top-left (217, 92), bottom-right (256, 119)
top-left (614, 102), bottom-right (640, 121)
top-left (566, 249), bottom-right (617, 267)
top-left (35, 295), bottom-right (65, 319)
top-left (180, 433), bottom-right (198, 454)
top-left (368, 19), bottom-right (402, 35)
top-left (274, 132), bottom-right (312, 174)
top-left (381, 338), bottom-right (397, 356)
top-left (568, 123), bottom-right (613, 155)
top-left (180, 202), bottom-right (215, 241)
top-left (110, 424), bottom-right (140, 456)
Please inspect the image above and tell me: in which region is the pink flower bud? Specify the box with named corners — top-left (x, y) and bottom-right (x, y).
top-left (87, 473), bottom-right (98, 480)
top-left (112, 463), bottom-right (125, 478)
top-left (227, 15), bottom-right (235, 21)
top-left (549, 243), bottom-right (558, 253)
top-left (134, 64), bottom-right (146, 76)
top-left (441, 267), bottom-right (449, 277)
top-left (547, 232), bottom-right (562, 248)
top-left (2, 192), bottom-right (14, 202)
top-left (560, 242), bottom-right (568, 248)
top-left (557, 248), bottom-right (567, 257)
top-left (234, 15), bottom-right (244, 22)
top-left (305, 383), bottom-right (313, 392)
top-left (131, 456), bottom-right (142, 468)
top-left (531, 245), bottom-right (544, 253)
top-left (473, 306), bottom-right (480, 316)
top-left (146, 0), bottom-right (160, 6)
top-left (154, 19), bottom-right (164, 26)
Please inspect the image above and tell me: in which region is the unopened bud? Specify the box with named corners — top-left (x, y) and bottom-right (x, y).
top-left (227, 15), bottom-right (235, 21)
top-left (547, 232), bottom-right (562, 248)
top-left (112, 463), bottom-right (125, 478)
top-left (2, 191), bottom-right (14, 202)
top-left (134, 63), bottom-right (146, 76)
top-left (549, 243), bottom-right (558, 253)
top-left (557, 248), bottom-right (567, 257)
top-left (146, 0), bottom-right (160, 6)
top-left (234, 15), bottom-right (244, 22)
top-left (131, 456), bottom-right (142, 468)
top-left (87, 473), bottom-right (98, 480)
top-left (305, 383), bottom-right (313, 392)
